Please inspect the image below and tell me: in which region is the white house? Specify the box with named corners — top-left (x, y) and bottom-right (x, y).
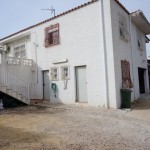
top-left (0, 0), bottom-right (150, 108)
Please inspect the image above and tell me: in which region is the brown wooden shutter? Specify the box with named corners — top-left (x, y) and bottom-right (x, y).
top-left (121, 60), bottom-right (133, 89)
top-left (45, 27), bottom-right (49, 47)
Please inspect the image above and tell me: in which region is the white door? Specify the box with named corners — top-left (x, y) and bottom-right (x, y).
top-left (76, 66), bottom-right (87, 102)
top-left (43, 70), bottom-right (50, 100)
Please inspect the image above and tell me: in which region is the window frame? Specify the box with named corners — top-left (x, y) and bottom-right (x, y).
top-left (61, 66), bottom-right (70, 80)
top-left (50, 67), bottom-right (59, 81)
top-left (44, 23), bottom-right (60, 47)
top-left (137, 31), bottom-right (143, 51)
top-left (118, 13), bottom-right (129, 42)
top-left (13, 44), bottom-right (26, 58)
top-left (121, 60), bottom-right (133, 89)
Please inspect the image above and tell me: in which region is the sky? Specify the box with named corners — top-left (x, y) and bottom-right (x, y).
top-left (0, 0), bottom-right (150, 55)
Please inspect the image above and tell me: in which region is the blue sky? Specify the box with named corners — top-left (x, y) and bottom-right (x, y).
top-left (0, 0), bottom-right (150, 55)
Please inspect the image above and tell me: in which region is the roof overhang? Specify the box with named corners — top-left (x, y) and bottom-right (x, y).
top-left (145, 36), bottom-right (150, 43)
top-left (0, 31), bottom-right (30, 45)
top-left (131, 10), bottom-right (150, 35)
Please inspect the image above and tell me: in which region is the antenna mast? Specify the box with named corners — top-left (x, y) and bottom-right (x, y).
top-left (41, 6), bottom-right (55, 17)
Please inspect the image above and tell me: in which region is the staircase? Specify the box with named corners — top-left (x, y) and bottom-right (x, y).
top-left (0, 55), bottom-right (35, 105)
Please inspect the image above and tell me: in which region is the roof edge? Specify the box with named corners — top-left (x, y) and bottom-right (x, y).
top-left (0, 0), bottom-right (98, 42)
top-left (113, 0), bottom-right (130, 15)
top-left (0, 0), bottom-right (131, 42)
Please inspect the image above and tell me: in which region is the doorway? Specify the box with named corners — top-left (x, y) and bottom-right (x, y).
top-left (138, 68), bottom-right (146, 94)
top-left (75, 66), bottom-right (87, 103)
top-left (43, 70), bottom-right (50, 100)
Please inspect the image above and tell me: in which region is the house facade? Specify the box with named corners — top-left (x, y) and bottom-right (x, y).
top-left (0, 0), bottom-right (150, 108)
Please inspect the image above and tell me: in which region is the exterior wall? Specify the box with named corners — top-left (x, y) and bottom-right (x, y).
top-left (0, 1), bottom-right (109, 107)
top-left (30, 0), bottom-right (108, 106)
top-left (0, 0), bottom-right (149, 108)
top-left (130, 23), bottom-right (149, 99)
top-left (110, 0), bottom-right (149, 108)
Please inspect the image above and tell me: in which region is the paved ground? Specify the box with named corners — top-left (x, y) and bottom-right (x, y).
top-left (0, 100), bottom-right (150, 150)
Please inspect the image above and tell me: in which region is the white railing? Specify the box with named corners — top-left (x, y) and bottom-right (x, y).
top-left (0, 65), bottom-right (30, 100)
top-left (7, 57), bottom-right (34, 67)
top-left (0, 55), bottom-right (34, 100)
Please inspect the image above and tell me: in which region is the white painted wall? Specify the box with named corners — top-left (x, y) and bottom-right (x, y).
top-left (0, 0), bottom-right (149, 108)
top-left (24, 0), bottom-right (108, 107)
top-left (110, 0), bottom-right (149, 108)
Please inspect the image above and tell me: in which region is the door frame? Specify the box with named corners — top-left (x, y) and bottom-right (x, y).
top-left (42, 70), bottom-right (49, 100)
top-left (138, 67), bottom-right (146, 94)
top-left (75, 65), bottom-right (87, 103)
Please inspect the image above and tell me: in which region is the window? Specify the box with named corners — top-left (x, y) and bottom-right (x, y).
top-left (119, 13), bottom-right (129, 41)
top-left (121, 60), bottom-right (133, 89)
top-left (61, 66), bottom-right (70, 80)
top-left (45, 23), bottom-right (59, 47)
top-left (14, 45), bottom-right (26, 58)
top-left (50, 67), bottom-right (59, 80)
top-left (137, 31), bottom-right (143, 50)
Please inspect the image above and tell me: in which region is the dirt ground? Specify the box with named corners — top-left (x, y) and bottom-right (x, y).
top-left (0, 100), bottom-right (150, 150)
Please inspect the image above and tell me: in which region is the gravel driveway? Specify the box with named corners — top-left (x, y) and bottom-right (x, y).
top-left (0, 101), bottom-right (150, 150)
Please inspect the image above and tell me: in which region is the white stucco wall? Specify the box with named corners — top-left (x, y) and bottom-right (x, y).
top-left (0, 0), bottom-right (149, 108)
top-left (110, 0), bottom-right (149, 108)
top-left (7, 0), bottom-right (109, 107)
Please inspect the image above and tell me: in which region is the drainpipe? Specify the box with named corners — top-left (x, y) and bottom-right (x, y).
top-left (100, 0), bottom-right (109, 108)
top-left (129, 15), bottom-right (136, 100)
top-left (32, 32), bottom-right (38, 84)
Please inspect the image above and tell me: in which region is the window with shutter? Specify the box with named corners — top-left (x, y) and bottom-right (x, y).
top-left (121, 60), bottom-right (133, 89)
top-left (44, 23), bottom-right (59, 47)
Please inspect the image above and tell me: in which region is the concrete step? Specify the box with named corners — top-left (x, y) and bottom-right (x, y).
top-left (0, 83), bottom-right (30, 105)
top-left (17, 94), bottom-right (22, 101)
top-left (6, 89), bottom-right (12, 96)
top-left (11, 91), bottom-right (17, 98)
top-left (1, 86), bottom-right (7, 93)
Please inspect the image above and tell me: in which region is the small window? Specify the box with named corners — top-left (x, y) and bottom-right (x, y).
top-left (45, 23), bottom-right (59, 47)
top-left (137, 31), bottom-right (143, 50)
top-left (50, 67), bottom-right (59, 81)
top-left (14, 45), bottom-right (26, 58)
top-left (61, 66), bottom-right (70, 80)
top-left (119, 13), bottom-right (129, 41)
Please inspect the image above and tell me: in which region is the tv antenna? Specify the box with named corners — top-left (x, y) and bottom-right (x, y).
top-left (41, 6), bottom-right (55, 17)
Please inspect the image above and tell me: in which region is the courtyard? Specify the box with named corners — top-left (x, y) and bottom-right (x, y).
top-left (0, 99), bottom-right (150, 150)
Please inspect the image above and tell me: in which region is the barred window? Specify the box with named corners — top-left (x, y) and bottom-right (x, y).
top-left (45, 23), bottom-right (59, 47)
top-left (14, 45), bottom-right (26, 58)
